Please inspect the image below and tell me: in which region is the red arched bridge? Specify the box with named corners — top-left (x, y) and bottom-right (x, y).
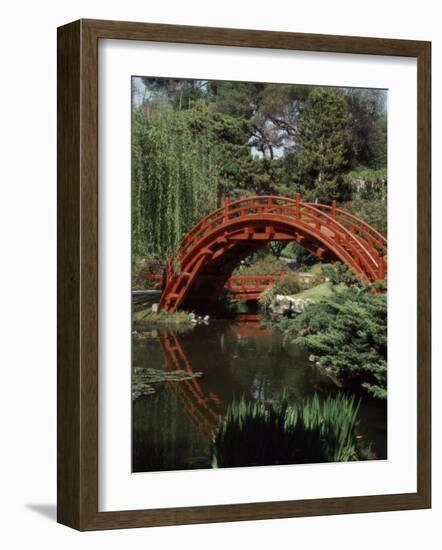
top-left (159, 195), bottom-right (387, 312)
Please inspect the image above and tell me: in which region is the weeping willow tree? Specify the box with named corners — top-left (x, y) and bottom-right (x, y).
top-left (132, 107), bottom-right (219, 258)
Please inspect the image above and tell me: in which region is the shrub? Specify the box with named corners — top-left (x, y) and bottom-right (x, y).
top-left (280, 242), bottom-right (319, 268)
top-left (232, 253), bottom-right (290, 276)
top-left (211, 393), bottom-right (364, 468)
top-left (342, 197), bottom-right (387, 237)
top-left (258, 286), bottom-right (277, 313)
top-left (289, 287), bottom-right (387, 398)
top-left (273, 272), bottom-right (304, 295)
top-left (343, 167), bottom-right (387, 201)
top-left (258, 272), bottom-right (304, 313)
top-left (132, 256), bottom-right (166, 289)
top-left (321, 262), bottom-right (362, 287)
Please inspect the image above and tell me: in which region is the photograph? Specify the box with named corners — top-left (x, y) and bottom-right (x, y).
top-left (0, 0), bottom-right (434, 540)
top-left (130, 76), bottom-right (388, 473)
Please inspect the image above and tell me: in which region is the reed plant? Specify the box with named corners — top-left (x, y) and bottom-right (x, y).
top-left (211, 393), bottom-right (362, 468)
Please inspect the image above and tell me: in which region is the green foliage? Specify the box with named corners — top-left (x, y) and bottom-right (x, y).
top-left (308, 263), bottom-right (327, 275)
top-left (293, 87), bottom-right (350, 202)
top-left (258, 273), bottom-right (305, 313)
top-left (232, 253), bottom-right (290, 276)
top-left (132, 79), bottom-right (388, 264)
top-left (342, 197), bottom-right (387, 236)
top-left (273, 272), bottom-right (304, 295)
top-left (343, 167), bottom-right (387, 201)
top-left (139, 78), bottom-right (210, 110)
top-left (267, 241), bottom-right (286, 258)
top-left (211, 81), bottom-right (310, 159)
top-left (344, 89), bottom-right (387, 170)
top-left (211, 393), bottom-right (365, 467)
top-left (186, 102), bottom-right (256, 197)
top-left (287, 287), bottom-right (387, 398)
top-left (280, 241), bottom-right (318, 267)
top-left (132, 107), bottom-right (218, 257)
top-left (291, 281), bottom-right (334, 302)
top-left (322, 262), bottom-right (363, 287)
top-left (258, 286), bottom-right (278, 313)
top-left (132, 303), bottom-right (193, 327)
top-left (132, 255), bottom-right (165, 289)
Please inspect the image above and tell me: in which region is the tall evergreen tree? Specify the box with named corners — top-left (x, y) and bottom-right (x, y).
top-left (293, 87), bottom-right (350, 202)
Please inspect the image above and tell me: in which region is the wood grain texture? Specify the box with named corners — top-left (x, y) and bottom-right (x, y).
top-left (416, 42), bottom-right (432, 507)
top-left (57, 19), bottom-right (431, 531)
top-left (57, 20), bottom-right (81, 529)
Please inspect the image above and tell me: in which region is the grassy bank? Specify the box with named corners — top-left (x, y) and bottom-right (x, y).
top-left (133, 308), bottom-right (193, 327)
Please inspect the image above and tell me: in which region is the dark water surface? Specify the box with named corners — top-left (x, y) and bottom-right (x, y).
top-left (132, 315), bottom-right (387, 472)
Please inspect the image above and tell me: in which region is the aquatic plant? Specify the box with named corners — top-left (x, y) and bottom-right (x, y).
top-left (211, 393), bottom-right (363, 468)
top-left (132, 366), bottom-right (203, 400)
top-left (283, 393), bottom-right (361, 462)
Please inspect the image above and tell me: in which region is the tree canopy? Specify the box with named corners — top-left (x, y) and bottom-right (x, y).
top-left (132, 77), bottom-right (387, 256)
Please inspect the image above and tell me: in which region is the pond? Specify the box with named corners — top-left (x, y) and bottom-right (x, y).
top-left (132, 312), bottom-right (387, 472)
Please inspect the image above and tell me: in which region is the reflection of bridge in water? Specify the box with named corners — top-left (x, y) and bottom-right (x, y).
top-left (160, 331), bottom-right (221, 435)
top-left (158, 315), bottom-right (267, 434)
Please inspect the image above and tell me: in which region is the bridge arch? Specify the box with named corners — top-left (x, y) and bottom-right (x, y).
top-left (160, 195), bottom-right (387, 312)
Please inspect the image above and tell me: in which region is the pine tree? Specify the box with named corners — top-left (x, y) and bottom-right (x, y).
top-left (294, 87), bottom-right (349, 202)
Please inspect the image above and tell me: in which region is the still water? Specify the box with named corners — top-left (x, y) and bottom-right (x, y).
top-left (132, 315), bottom-right (387, 472)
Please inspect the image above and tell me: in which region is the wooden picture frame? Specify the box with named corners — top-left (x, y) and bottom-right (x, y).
top-left (57, 18), bottom-right (431, 530)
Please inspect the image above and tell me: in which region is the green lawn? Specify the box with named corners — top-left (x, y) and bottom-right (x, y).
top-left (307, 263), bottom-right (333, 275)
top-left (290, 282), bottom-right (335, 302)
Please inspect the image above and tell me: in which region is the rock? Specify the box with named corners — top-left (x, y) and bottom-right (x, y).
top-left (187, 312), bottom-right (211, 325)
top-left (151, 303), bottom-right (159, 313)
top-left (189, 312), bottom-right (197, 323)
top-left (269, 294), bottom-right (311, 318)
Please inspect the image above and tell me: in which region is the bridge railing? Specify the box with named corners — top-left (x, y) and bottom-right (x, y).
top-left (180, 196), bottom-right (376, 252)
top-left (148, 272), bottom-right (295, 293)
top-left (306, 202), bottom-right (387, 255)
top-left (172, 195), bottom-right (384, 281)
top-left (146, 273), bottom-right (163, 288)
top-left (225, 274), bottom-right (284, 292)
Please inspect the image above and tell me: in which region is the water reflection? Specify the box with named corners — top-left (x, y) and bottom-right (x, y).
top-left (132, 315), bottom-right (350, 472)
top-left (160, 331), bottom-right (221, 435)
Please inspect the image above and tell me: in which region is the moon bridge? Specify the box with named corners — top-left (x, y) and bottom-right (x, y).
top-left (160, 195), bottom-right (387, 312)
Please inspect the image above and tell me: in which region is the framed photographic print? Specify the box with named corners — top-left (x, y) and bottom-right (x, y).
top-left (57, 19), bottom-right (431, 530)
